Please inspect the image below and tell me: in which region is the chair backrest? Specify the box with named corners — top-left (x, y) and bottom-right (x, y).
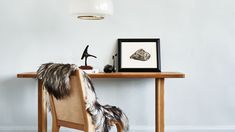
top-left (49, 70), bottom-right (95, 131)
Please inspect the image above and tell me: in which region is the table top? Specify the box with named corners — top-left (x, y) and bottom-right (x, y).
top-left (17, 72), bottom-right (185, 79)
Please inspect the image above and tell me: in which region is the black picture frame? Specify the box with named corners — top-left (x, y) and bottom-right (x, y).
top-left (117, 38), bottom-right (161, 72)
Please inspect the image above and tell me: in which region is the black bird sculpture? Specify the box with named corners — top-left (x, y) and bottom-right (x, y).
top-left (80, 45), bottom-right (97, 69)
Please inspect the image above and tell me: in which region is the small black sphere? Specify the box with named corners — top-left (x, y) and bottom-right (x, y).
top-left (103, 65), bottom-right (113, 73)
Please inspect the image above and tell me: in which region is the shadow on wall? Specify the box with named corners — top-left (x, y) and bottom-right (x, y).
top-left (0, 76), bottom-right (37, 125)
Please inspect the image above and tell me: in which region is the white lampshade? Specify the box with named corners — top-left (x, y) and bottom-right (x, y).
top-left (69, 0), bottom-right (113, 20)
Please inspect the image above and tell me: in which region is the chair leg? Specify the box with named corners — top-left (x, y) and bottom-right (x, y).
top-left (114, 122), bottom-right (124, 132)
top-left (116, 124), bottom-right (123, 132)
top-left (52, 123), bottom-right (60, 132)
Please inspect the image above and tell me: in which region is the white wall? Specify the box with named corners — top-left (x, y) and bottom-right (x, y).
top-left (0, 0), bottom-right (235, 132)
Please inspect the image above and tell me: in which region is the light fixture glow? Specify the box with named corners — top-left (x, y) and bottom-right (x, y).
top-left (69, 0), bottom-right (113, 20)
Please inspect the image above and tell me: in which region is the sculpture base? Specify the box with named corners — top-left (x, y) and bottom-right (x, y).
top-left (79, 65), bottom-right (93, 70)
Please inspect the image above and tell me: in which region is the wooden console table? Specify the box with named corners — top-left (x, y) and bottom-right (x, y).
top-left (17, 72), bottom-right (185, 132)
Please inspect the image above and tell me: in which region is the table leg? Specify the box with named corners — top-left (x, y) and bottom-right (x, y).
top-left (38, 80), bottom-right (47, 132)
top-left (156, 79), bottom-right (165, 132)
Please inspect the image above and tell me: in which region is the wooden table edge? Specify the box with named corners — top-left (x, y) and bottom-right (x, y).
top-left (17, 72), bottom-right (185, 79)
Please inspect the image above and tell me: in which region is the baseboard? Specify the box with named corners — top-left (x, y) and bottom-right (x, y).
top-left (0, 126), bottom-right (36, 132)
top-left (166, 126), bottom-right (235, 132)
top-left (0, 125), bottom-right (154, 132)
top-left (1, 125), bottom-right (235, 132)
top-left (129, 126), bottom-right (155, 131)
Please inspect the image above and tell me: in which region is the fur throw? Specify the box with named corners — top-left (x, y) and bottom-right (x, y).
top-left (37, 63), bottom-right (129, 132)
top-left (37, 63), bottom-right (77, 99)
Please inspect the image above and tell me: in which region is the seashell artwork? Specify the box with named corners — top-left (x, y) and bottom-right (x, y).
top-left (130, 49), bottom-right (151, 61)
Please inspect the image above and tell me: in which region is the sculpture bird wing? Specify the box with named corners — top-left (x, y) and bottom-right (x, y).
top-left (81, 45), bottom-right (89, 59)
top-left (88, 54), bottom-right (97, 58)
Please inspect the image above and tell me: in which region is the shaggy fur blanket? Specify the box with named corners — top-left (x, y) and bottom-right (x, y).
top-left (37, 63), bottom-right (129, 132)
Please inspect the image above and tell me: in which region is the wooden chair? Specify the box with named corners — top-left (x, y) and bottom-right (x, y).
top-left (49, 70), bottom-right (123, 132)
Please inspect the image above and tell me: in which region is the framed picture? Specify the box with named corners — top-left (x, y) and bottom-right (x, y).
top-left (117, 38), bottom-right (161, 72)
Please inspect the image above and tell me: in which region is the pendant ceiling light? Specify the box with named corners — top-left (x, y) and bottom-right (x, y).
top-left (69, 0), bottom-right (113, 20)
